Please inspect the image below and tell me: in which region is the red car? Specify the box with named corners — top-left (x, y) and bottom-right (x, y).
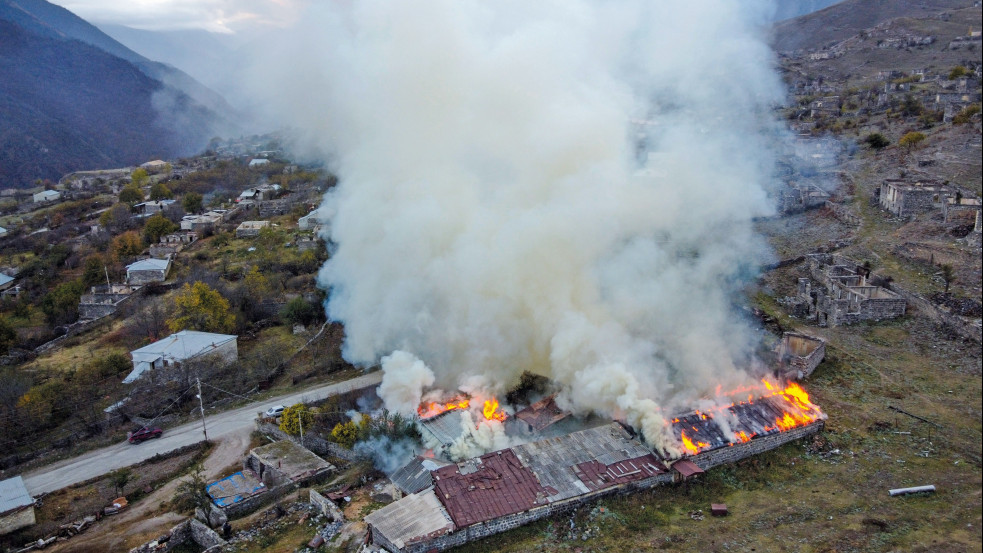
top-left (127, 427), bottom-right (162, 443)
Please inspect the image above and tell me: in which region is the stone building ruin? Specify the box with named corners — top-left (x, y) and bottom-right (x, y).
top-left (790, 254), bottom-right (906, 327)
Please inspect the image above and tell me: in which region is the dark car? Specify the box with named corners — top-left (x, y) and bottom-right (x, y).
top-left (127, 426), bottom-right (162, 443)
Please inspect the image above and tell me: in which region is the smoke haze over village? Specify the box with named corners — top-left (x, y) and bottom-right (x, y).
top-left (242, 0), bottom-right (794, 455)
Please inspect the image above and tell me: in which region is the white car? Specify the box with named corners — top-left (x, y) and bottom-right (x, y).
top-left (265, 405), bottom-right (285, 418)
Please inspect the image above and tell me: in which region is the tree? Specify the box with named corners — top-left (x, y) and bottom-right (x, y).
top-left (864, 133), bottom-right (890, 150)
top-left (110, 468), bottom-right (132, 497)
top-left (940, 264), bottom-right (955, 294)
top-left (143, 214), bottom-right (178, 244)
top-left (168, 281), bottom-right (235, 333)
top-left (173, 464), bottom-right (210, 513)
top-left (329, 419), bottom-right (361, 449)
top-left (112, 231), bottom-right (144, 261)
top-left (280, 296), bottom-right (321, 327)
top-left (949, 65), bottom-right (968, 80)
top-left (898, 131), bottom-right (926, 153)
top-left (182, 192), bottom-right (203, 214)
top-left (40, 279), bottom-right (85, 326)
top-left (118, 184), bottom-right (144, 205)
top-left (130, 168), bottom-right (149, 188)
top-left (149, 182), bottom-right (173, 201)
top-left (243, 266), bottom-right (273, 298)
top-left (280, 403), bottom-right (315, 436)
top-left (82, 255), bottom-right (107, 287)
top-left (0, 317), bottom-right (16, 356)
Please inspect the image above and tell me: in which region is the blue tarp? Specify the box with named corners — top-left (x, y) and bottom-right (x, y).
top-left (206, 472), bottom-right (265, 507)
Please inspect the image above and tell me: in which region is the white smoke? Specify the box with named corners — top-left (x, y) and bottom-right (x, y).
top-left (253, 0), bottom-right (788, 454)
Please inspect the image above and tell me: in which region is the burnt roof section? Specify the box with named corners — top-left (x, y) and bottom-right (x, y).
top-left (390, 456), bottom-right (452, 495)
top-left (432, 449), bottom-right (548, 528)
top-left (512, 395), bottom-right (570, 432)
top-left (671, 395), bottom-right (826, 453)
top-left (572, 453), bottom-right (665, 492)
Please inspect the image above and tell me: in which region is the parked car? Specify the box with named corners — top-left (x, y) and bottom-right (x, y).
top-left (127, 426), bottom-right (162, 443)
top-left (265, 405), bottom-right (285, 418)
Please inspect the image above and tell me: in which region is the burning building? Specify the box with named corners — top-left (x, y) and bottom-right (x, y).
top-left (366, 381), bottom-right (825, 552)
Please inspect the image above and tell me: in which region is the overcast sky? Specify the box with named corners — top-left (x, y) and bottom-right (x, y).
top-left (51, 0), bottom-right (304, 33)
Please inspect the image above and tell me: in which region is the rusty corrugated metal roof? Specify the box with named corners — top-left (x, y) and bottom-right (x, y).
top-left (670, 459), bottom-right (704, 478)
top-left (364, 489), bottom-right (454, 549)
top-left (572, 453), bottom-right (665, 492)
top-left (432, 449), bottom-right (547, 528)
top-left (513, 396), bottom-right (570, 432)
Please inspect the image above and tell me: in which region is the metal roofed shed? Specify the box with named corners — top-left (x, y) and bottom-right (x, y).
top-left (364, 489), bottom-right (454, 551)
top-left (390, 456), bottom-right (453, 496)
top-left (125, 257), bottom-right (171, 284)
top-left (0, 476), bottom-right (35, 535)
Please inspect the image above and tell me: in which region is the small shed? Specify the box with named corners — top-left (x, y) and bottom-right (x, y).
top-left (244, 441), bottom-right (335, 488)
top-left (235, 220), bottom-right (270, 238)
top-left (0, 476), bottom-right (35, 535)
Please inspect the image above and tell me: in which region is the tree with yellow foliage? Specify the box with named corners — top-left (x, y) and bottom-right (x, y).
top-left (168, 281), bottom-right (235, 333)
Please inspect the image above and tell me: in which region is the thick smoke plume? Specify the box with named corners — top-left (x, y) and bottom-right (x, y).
top-left (257, 0), bottom-right (787, 455)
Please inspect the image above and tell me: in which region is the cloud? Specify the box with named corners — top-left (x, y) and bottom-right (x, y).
top-left (51, 0), bottom-right (303, 33)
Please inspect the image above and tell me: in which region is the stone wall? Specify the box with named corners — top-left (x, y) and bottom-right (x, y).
top-left (309, 489), bottom-right (345, 522)
top-left (690, 420), bottom-right (823, 470)
top-left (128, 269), bottom-right (167, 285)
top-left (0, 506), bottom-right (36, 535)
top-left (892, 287), bottom-right (982, 343)
top-left (130, 519), bottom-right (225, 553)
top-left (222, 481), bottom-right (295, 520)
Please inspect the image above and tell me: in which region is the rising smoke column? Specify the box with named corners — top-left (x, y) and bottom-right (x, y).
top-left (256, 0), bottom-right (787, 455)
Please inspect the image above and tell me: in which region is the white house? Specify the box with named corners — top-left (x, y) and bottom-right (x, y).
top-left (32, 190), bottom-right (61, 203)
top-left (125, 258), bottom-right (171, 284)
top-left (0, 226), bottom-right (8, 238)
top-left (248, 158), bottom-right (270, 167)
top-left (0, 274), bottom-right (14, 292)
top-left (124, 330), bottom-right (239, 383)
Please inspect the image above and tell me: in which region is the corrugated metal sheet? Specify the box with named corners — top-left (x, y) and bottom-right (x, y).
top-left (572, 454), bottom-right (665, 492)
top-left (0, 476), bottom-right (33, 514)
top-left (670, 459), bottom-right (704, 478)
top-left (419, 410), bottom-right (467, 447)
top-left (513, 396), bottom-right (569, 432)
top-left (432, 449), bottom-right (548, 528)
top-left (390, 456), bottom-right (451, 495)
top-left (364, 489), bottom-right (454, 549)
top-left (512, 423), bottom-right (653, 501)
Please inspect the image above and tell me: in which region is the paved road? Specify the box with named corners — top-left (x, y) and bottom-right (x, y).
top-left (22, 372), bottom-right (383, 496)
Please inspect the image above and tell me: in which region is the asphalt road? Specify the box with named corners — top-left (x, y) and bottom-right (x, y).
top-left (22, 372), bottom-right (383, 496)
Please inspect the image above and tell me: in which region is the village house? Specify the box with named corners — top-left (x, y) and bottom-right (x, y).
top-left (0, 273), bottom-right (14, 292)
top-left (123, 330), bottom-right (238, 383)
top-left (297, 210), bottom-right (323, 231)
top-left (78, 283), bottom-right (140, 320)
top-left (32, 190), bottom-right (61, 203)
top-left (878, 179), bottom-right (949, 217)
top-left (125, 258), bottom-right (171, 284)
top-left (808, 96), bottom-right (840, 117)
top-left (237, 184), bottom-right (281, 203)
top-left (248, 158), bottom-right (270, 168)
top-left (0, 476), bottom-right (35, 535)
top-left (205, 440), bottom-right (334, 519)
top-left (149, 231), bottom-right (198, 258)
top-left (236, 220), bottom-right (270, 238)
top-left (180, 211), bottom-right (225, 232)
top-left (134, 199), bottom-right (177, 216)
top-left (0, 226), bottom-right (8, 238)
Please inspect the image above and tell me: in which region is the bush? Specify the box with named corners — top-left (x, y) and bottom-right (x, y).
top-left (863, 133), bottom-right (889, 149)
top-left (952, 104), bottom-right (980, 125)
top-left (280, 403), bottom-right (315, 436)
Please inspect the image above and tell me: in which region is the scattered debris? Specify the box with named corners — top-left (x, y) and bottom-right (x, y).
top-left (689, 510), bottom-right (705, 521)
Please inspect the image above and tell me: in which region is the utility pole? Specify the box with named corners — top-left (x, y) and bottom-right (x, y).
top-left (196, 377), bottom-right (208, 442)
top-left (298, 410), bottom-right (304, 446)
top-left (104, 266), bottom-right (111, 291)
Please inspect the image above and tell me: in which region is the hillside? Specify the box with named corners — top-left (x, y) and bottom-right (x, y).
top-left (771, 0), bottom-right (969, 53)
top-left (0, 0), bottom-right (236, 187)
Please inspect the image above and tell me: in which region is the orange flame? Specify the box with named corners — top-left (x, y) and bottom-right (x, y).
top-left (680, 430), bottom-right (711, 455)
top-left (674, 378), bottom-right (823, 455)
top-left (482, 398), bottom-right (507, 422)
top-left (417, 398), bottom-right (470, 419)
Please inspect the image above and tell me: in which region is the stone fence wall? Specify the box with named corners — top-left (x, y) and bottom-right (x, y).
top-left (892, 286), bottom-right (982, 343)
top-left (130, 519), bottom-right (225, 553)
top-left (255, 420), bottom-right (368, 463)
top-left (309, 489), bottom-right (345, 522)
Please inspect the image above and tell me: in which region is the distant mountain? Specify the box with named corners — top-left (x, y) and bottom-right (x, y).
top-left (772, 0), bottom-right (969, 53)
top-left (0, 0), bottom-right (238, 187)
top-left (772, 0), bottom-right (844, 22)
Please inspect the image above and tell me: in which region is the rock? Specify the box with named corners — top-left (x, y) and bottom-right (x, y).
top-left (209, 506), bottom-right (229, 528)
